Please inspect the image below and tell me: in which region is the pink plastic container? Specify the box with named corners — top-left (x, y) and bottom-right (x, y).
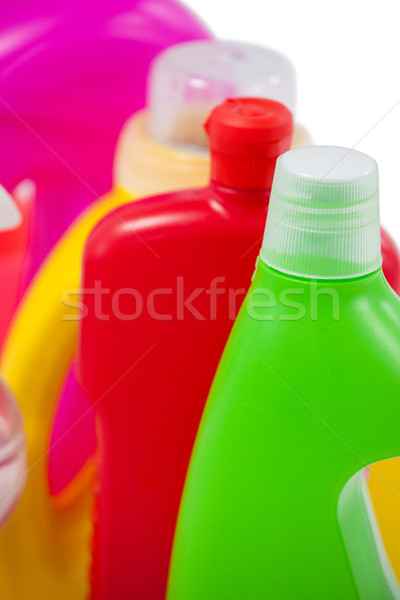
top-left (0, 0), bottom-right (210, 282)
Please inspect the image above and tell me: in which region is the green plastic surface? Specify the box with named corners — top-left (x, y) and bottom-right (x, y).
top-left (168, 260), bottom-right (400, 599)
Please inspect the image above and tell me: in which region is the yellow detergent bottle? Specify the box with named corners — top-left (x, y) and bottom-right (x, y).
top-left (0, 40), bottom-right (309, 600)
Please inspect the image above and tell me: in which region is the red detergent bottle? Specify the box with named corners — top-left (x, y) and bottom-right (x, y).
top-left (78, 98), bottom-right (293, 599)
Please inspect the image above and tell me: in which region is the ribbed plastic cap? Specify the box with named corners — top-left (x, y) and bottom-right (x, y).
top-left (206, 98), bottom-right (292, 190)
top-left (148, 40), bottom-right (296, 149)
top-left (260, 146), bottom-right (381, 279)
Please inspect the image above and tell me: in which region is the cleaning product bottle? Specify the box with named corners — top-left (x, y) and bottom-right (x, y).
top-left (78, 97), bottom-right (293, 599)
top-left (0, 0), bottom-right (210, 280)
top-left (0, 378), bottom-right (26, 528)
top-left (167, 146), bottom-right (400, 600)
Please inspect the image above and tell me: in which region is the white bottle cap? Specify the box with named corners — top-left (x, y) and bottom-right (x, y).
top-left (147, 40), bottom-right (296, 150)
top-left (0, 379), bottom-right (26, 526)
top-left (260, 146), bottom-right (382, 279)
top-left (0, 185), bottom-right (21, 231)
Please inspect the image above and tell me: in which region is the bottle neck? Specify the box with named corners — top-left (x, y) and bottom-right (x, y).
top-left (113, 110), bottom-right (209, 198)
top-left (253, 256), bottom-right (386, 294)
top-left (210, 148), bottom-right (280, 192)
top-left (258, 256), bottom-right (383, 284)
top-left (210, 180), bottom-right (271, 210)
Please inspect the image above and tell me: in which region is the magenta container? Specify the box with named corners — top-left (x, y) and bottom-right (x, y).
top-left (0, 0), bottom-right (210, 281)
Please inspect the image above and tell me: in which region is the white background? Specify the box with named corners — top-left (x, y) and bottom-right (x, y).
top-left (183, 0), bottom-right (400, 242)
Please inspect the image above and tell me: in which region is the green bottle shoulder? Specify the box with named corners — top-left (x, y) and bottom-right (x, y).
top-left (229, 261), bottom-right (400, 369)
top-left (205, 261), bottom-right (400, 463)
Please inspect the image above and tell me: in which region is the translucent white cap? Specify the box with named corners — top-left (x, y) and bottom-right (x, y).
top-left (0, 379), bottom-right (26, 527)
top-left (0, 185), bottom-right (21, 231)
top-left (260, 146), bottom-right (382, 279)
top-left (147, 40), bottom-right (296, 150)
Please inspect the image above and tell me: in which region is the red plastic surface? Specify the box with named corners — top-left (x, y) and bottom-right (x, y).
top-left (78, 98), bottom-right (293, 598)
top-left (206, 97), bottom-right (293, 189)
top-left (79, 185), bottom-right (271, 598)
top-left (381, 227), bottom-right (400, 293)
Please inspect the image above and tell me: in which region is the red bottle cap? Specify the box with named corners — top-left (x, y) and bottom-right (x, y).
top-left (205, 97), bottom-right (293, 190)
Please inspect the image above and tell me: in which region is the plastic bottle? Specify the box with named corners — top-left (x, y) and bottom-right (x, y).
top-left (167, 146), bottom-right (400, 600)
top-left (0, 0), bottom-right (209, 281)
top-left (0, 379), bottom-right (26, 528)
top-left (78, 97), bottom-right (293, 599)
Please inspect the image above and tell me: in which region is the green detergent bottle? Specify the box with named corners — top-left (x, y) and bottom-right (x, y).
top-left (167, 146), bottom-right (400, 600)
